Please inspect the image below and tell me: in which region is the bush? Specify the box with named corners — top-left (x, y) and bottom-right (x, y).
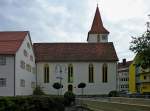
top-left (108, 90), bottom-right (119, 97)
top-left (0, 96), bottom-right (65, 111)
top-left (33, 85), bottom-right (45, 95)
top-left (64, 91), bottom-right (75, 106)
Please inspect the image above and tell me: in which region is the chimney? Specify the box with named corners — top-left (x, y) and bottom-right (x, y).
top-left (122, 59), bottom-right (126, 65)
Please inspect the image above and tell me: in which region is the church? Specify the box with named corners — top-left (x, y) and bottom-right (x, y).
top-left (0, 6), bottom-right (118, 96)
top-left (34, 6), bottom-right (118, 95)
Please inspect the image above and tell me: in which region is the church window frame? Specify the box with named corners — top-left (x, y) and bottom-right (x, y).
top-left (102, 63), bottom-right (108, 83)
top-left (44, 64), bottom-right (50, 83)
top-left (89, 63), bottom-right (94, 83)
top-left (68, 64), bottom-right (73, 83)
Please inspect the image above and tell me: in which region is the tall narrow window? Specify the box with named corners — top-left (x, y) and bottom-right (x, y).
top-left (102, 64), bottom-right (108, 83)
top-left (68, 64), bottom-right (73, 83)
top-left (89, 64), bottom-right (94, 83)
top-left (44, 64), bottom-right (49, 83)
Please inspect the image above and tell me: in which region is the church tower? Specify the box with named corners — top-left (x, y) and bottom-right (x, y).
top-left (87, 6), bottom-right (109, 43)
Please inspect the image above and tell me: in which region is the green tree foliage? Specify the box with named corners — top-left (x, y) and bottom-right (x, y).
top-left (78, 82), bottom-right (86, 95)
top-left (130, 30), bottom-right (150, 69)
top-left (0, 96), bottom-right (65, 111)
top-left (53, 82), bottom-right (63, 95)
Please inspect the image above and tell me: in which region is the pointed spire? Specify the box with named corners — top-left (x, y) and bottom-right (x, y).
top-left (88, 6), bottom-right (109, 34)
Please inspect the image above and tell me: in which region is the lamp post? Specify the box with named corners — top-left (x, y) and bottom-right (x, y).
top-left (56, 64), bottom-right (64, 95)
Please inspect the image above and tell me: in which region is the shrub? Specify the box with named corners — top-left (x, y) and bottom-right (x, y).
top-left (33, 85), bottom-right (45, 95)
top-left (78, 82), bottom-right (86, 95)
top-left (64, 91), bottom-right (75, 106)
top-left (108, 90), bottom-right (119, 97)
top-left (53, 82), bottom-right (63, 95)
top-left (0, 96), bottom-right (65, 111)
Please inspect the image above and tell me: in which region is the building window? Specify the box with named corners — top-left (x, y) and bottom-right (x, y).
top-left (27, 42), bottom-right (30, 49)
top-left (68, 64), bottom-right (73, 83)
top-left (30, 55), bottom-right (33, 61)
top-left (89, 64), bottom-right (94, 83)
top-left (20, 61), bottom-right (25, 69)
top-left (23, 49), bottom-right (28, 57)
top-left (32, 67), bottom-right (36, 74)
top-left (102, 64), bottom-right (108, 83)
top-left (44, 64), bottom-right (49, 83)
top-left (31, 82), bottom-right (36, 88)
top-left (144, 76), bottom-right (147, 80)
top-left (97, 34), bottom-right (100, 42)
top-left (26, 64), bottom-right (31, 72)
top-left (0, 78), bottom-right (6, 87)
top-left (0, 56), bottom-right (6, 65)
top-left (20, 79), bottom-right (25, 87)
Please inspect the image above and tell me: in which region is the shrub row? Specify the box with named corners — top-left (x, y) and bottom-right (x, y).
top-left (0, 96), bottom-right (65, 111)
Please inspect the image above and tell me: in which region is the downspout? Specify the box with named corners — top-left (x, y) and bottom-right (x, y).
top-left (14, 55), bottom-right (16, 96)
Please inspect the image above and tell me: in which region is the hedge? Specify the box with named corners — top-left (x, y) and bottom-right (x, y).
top-left (0, 96), bottom-right (65, 111)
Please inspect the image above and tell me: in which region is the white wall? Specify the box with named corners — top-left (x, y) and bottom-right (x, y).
top-left (0, 55), bottom-right (15, 96)
top-left (37, 62), bottom-right (117, 95)
top-left (15, 34), bottom-right (36, 95)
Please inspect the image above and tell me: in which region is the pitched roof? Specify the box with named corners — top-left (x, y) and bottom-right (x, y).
top-left (118, 61), bottom-right (133, 69)
top-left (0, 31), bottom-right (28, 54)
top-left (33, 43), bottom-right (118, 62)
top-left (88, 6), bottom-right (109, 34)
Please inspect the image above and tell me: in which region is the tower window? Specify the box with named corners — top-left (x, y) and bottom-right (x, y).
top-left (102, 63), bottom-right (108, 83)
top-left (97, 34), bottom-right (100, 42)
top-left (89, 64), bottom-right (94, 83)
top-left (68, 64), bottom-right (73, 83)
top-left (102, 35), bottom-right (107, 40)
top-left (44, 64), bottom-right (49, 83)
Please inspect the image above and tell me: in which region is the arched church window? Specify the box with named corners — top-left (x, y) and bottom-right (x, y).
top-left (89, 63), bottom-right (94, 83)
top-left (44, 64), bottom-right (49, 83)
top-left (68, 64), bottom-right (73, 83)
top-left (102, 63), bottom-right (108, 83)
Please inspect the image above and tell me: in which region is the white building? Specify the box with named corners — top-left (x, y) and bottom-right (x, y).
top-left (0, 31), bottom-right (36, 96)
top-left (34, 6), bottom-right (118, 95)
top-left (117, 59), bottom-right (132, 92)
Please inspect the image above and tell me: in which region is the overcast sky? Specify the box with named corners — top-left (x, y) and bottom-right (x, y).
top-left (0, 0), bottom-right (150, 62)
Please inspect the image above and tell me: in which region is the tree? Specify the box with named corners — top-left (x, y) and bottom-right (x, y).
top-left (130, 22), bottom-right (150, 69)
top-left (53, 82), bottom-right (63, 95)
top-left (78, 82), bottom-right (86, 96)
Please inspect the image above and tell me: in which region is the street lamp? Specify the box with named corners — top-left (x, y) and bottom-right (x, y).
top-left (55, 64), bottom-right (64, 95)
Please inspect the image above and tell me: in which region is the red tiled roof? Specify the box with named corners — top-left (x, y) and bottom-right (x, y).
top-left (88, 6), bottom-right (109, 34)
top-left (33, 43), bottom-right (118, 62)
top-left (0, 31), bottom-right (28, 54)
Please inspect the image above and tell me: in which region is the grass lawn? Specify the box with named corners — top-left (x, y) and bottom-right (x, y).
top-left (82, 100), bottom-right (150, 111)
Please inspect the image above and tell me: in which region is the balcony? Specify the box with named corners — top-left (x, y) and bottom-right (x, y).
top-left (141, 79), bottom-right (150, 83)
